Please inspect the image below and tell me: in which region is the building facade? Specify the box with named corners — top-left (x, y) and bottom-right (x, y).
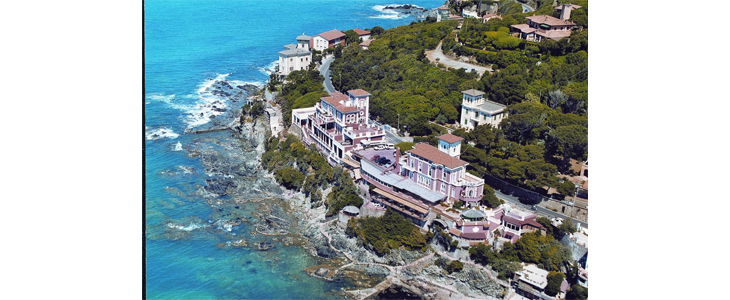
top-left (510, 14), bottom-right (577, 42)
top-left (501, 209), bottom-right (546, 243)
top-left (460, 89), bottom-right (508, 130)
top-left (278, 34), bottom-right (312, 76)
top-left (292, 89), bottom-right (385, 164)
top-left (400, 134), bottom-right (485, 204)
top-left (310, 29), bottom-right (346, 51)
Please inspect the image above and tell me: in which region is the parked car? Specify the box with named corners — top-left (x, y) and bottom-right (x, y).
top-left (372, 155), bottom-right (380, 161)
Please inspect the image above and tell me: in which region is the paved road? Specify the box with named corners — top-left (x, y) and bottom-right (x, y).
top-left (522, 3), bottom-right (535, 13)
top-left (425, 42), bottom-right (491, 76)
top-left (319, 55), bottom-right (336, 95)
top-left (493, 189), bottom-right (588, 228)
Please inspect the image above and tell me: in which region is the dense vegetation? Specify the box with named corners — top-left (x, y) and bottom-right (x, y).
top-left (346, 209), bottom-right (432, 255)
top-left (261, 134), bottom-right (362, 216)
top-left (327, 1), bottom-right (588, 198)
top-left (275, 69), bottom-right (329, 128)
top-left (468, 231), bottom-right (572, 273)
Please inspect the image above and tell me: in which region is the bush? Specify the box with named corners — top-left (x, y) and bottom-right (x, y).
top-left (545, 272), bottom-right (565, 296)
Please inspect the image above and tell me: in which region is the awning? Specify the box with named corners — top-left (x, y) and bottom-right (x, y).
top-left (372, 188), bottom-right (428, 214)
top-left (341, 156), bottom-right (360, 168)
top-left (353, 169), bottom-right (362, 180)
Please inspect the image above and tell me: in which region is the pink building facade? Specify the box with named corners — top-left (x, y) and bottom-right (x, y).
top-left (399, 134), bottom-right (485, 204)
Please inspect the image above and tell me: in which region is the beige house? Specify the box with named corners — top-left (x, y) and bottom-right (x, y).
top-left (459, 89), bottom-right (508, 130)
top-left (310, 29), bottom-right (346, 51)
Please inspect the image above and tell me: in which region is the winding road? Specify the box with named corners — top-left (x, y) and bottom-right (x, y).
top-left (319, 55), bottom-right (336, 95)
top-left (426, 42), bottom-right (491, 77)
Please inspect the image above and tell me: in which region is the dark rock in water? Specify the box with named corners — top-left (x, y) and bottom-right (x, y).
top-left (204, 177), bottom-right (236, 195)
top-left (373, 285), bottom-right (423, 300)
top-left (255, 241), bottom-right (275, 251)
top-left (249, 268), bottom-right (258, 274)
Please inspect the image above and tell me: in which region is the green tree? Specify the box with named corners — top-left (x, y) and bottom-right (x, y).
top-left (343, 29), bottom-right (361, 45)
top-left (545, 271), bottom-right (565, 296)
top-left (557, 180), bottom-right (576, 197)
top-left (396, 142), bottom-right (415, 151)
top-left (370, 26), bottom-right (385, 37)
top-left (481, 185), bottom-right (503, 208)
top-left (566, 284), bottom-right (588, 300)
top-left (546, 125), bottom-right (588, 168)
top-left (446, 260), bottom-right (464, 273)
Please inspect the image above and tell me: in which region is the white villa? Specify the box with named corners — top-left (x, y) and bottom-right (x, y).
top-left (459, 89), bottom-right (508, 130)
top-left (278, 33), bottom-right (312, 76)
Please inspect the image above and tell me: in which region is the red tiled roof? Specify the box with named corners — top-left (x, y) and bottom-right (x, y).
top-left (322, 93), bottom-right (359, 113)
top-left (359, 39), bottom-right (373, 47)
top-left (437, 5), bottom-right (449, 10)
top-left (503, 215), bottom-right (546, 230)
top-left (526, 15), bottom-right (575, 27)
top-left (535, 29), bottom-right (572, 40)
top-left (438, 134), bottom-right (463, 144)
top-left (348, 89), bottom-right (370, 96)
top-left (448, 228), bottom-right (462, 237)
top-left (353, 28), bottom-right (370, 36)
top-left (317, 29), bottom-right (346, 41)
top-left (407, 143), bottom-right (468, 169)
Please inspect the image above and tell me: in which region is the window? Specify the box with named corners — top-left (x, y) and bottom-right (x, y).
top-left (428, 167), bottom-right (432, 177)
top-left (418, 162), bottom-right (422, 172)
top-left (441, 183), bottom-right (446, 193)
top-left (451, 189), bottom-right (455, 197)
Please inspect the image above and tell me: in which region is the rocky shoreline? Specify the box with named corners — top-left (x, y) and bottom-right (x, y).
top-left (175, 77), bottom-right (506, 299)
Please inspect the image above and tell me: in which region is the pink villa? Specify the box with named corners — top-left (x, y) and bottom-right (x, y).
top-left (400, 134), bottom-right (485, 205)
top-left (291, 89), bottom-right (385, 164)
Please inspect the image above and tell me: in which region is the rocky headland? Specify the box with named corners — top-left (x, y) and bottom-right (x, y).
top-left (163, 76), bottom-right (507, 299)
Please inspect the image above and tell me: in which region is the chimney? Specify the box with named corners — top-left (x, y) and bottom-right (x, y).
top-left (560, 4), bottom-right (572, 20)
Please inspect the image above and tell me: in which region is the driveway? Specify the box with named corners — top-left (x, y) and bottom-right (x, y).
top-left (319, 55), bottom-right (336, 95)
top-left (426, 42), bottom-right (491, 77)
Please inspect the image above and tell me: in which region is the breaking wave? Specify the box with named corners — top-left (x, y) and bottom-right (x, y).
top-left (146, 126), bottom-right (179, 140)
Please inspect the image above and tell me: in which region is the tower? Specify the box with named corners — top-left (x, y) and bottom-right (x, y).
top-left (437, 134), bottom-right (463, 158)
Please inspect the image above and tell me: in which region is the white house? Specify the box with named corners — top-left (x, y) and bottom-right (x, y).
top-left (310, 29), bottom-right (346, 51)
top-left (278, 33), bottom-right (312, 76)
top-left (459, 89), bottom-right (508, 130)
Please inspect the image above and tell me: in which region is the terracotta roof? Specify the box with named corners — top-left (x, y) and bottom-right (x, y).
top-left (316, 29), bottom-right (346, 41)
top-left (322, 93), bottom-right (359, 113)
top-left (359, 39), bottom-right (373, 47)
top-left (448, 228), bottom-right (462, 237)
top-left (526, 15), bottom-right (575, 27)
top-left (438, 134), bottom-right (463, 144)
top-left (461, 89), bottom-right (485, 97)
top-left (437, 5), bottom-right (449, 10)
top-left (535, 29), bottom-right (572, 40)
top-left (503, 215), bottom-right (546, 230)
top-left (408, 143), bottom-right (468, 169)
top-left (511, 24), bottom-right (537, 34)
top-left (348, 89), bottom-right (370, 96)
top-left (353, 28), bottom-right (370, 36)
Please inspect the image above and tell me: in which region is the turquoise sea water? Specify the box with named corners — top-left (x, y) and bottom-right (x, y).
top-left (145, 0), bottom-right (444, 299)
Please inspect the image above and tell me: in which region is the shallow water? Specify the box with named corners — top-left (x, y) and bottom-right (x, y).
top-left (144, 1), bottom-right (445, 298)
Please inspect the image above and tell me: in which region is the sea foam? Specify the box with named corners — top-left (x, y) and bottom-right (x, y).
top-left (146, 127), bottom-right (180, 140)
